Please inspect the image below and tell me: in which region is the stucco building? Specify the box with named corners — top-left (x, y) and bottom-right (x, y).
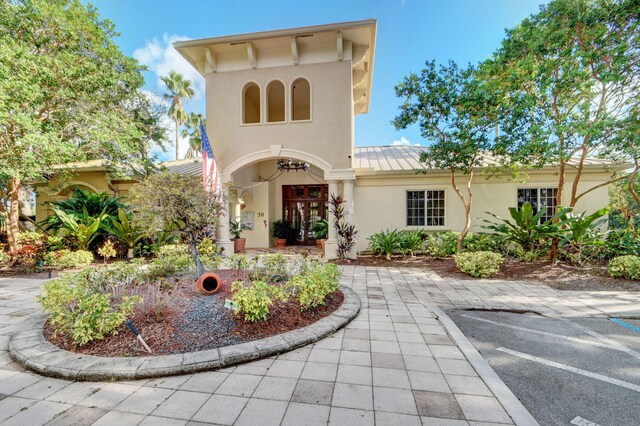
top-left (34, 20), bottom-right (617, 259)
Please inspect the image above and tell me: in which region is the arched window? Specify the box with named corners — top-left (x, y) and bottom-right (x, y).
top-left (291, 78), bottom-right (311, 121)
top-left (266, 81), bottom-right (285, 123)
top-left (243, 83), bottom-right (261, 124)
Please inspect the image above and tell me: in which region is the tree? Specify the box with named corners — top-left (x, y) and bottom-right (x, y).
top-left (182, 112), bottom-right (205, 159)
top-left (161, 71), bottom-right (194, 161)
top-left (393, 61), bottom-right (500, 253)
top-left (480, 0), bottom-right (640, 209)
top-left (129, 91), bottom-right (170, 177)
top-left (0, 0), bottom-right (145, 251)
top-left (128, 173), bottom-right (224, 276)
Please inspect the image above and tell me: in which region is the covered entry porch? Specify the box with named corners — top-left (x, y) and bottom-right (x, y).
top-left (215, 147), bottom-right (356, 259)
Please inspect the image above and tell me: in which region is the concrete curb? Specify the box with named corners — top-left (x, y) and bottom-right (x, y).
top-left (9, 286), bottom-right (360, 382)
top-left (432, 306), bottom-right (540, 426)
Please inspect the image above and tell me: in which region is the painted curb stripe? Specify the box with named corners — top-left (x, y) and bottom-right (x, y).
top-left (496, 347), bottom-right (640, 394)
top-left (610, 317), bottom-right (640, 334)
top-left (570, 416), bottom-right (601, 426)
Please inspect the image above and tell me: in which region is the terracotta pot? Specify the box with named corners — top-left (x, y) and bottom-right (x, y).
top-left (234, 238), bottom-right (246, 253)
top-left (315, 239), bottom-right (322, 248)
top-left (320, 239), bottom-right (326, 255)
top-left (275, 238), bottom-right (287, 248)
top-left (196, 272), bottom-right (224, 295)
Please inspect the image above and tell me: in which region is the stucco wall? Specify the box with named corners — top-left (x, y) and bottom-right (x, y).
top-left (352, 170), bottom-right (612, 253)
top-left (206, 61), bottom-right (354, 172)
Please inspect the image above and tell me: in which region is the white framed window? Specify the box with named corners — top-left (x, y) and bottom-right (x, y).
top-left (517, 187), bottom-right (558, 222)
top-left (407, 190), bottom-right (445, 227)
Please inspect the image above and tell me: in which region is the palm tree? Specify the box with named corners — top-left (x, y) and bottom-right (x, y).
top-left (160, 71), bottom-right (195, 160)
top-left (182, 113), bottom-right (205, 158)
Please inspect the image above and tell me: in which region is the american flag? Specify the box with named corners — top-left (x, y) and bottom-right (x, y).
top-left (201, 122), bottom-right (221, 197)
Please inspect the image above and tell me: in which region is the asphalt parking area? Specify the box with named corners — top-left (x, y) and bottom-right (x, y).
top-left (446, 309), bottom-right (640, 426)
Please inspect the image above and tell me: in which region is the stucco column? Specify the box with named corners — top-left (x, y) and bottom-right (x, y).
top-left (325, 180), bottom-right (340, 259)
top-left (342, 179), bottom-right (356, 259)
top-left (216, 184), bottom-right (235, 256)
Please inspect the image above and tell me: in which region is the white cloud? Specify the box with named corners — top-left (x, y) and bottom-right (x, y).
top-left (134, 34), bottom-right (205, 101)
top-left (392, 136), bottom-right (420, 146)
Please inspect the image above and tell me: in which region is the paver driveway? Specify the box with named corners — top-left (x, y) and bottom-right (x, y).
top-left (0, 267), bottom-right (523, 425)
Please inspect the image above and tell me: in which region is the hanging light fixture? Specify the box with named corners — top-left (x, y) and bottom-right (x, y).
top-left (277, 158), bottom-right (309, 172)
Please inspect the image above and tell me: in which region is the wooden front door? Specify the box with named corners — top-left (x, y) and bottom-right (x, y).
top-left (282, 185), bottom-right (328, 245)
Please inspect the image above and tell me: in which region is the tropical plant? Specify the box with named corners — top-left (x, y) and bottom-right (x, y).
top-left (107, 208), bottom-right (142, 258)
top-left (605, 229), bottom-right (640, 259)
top-left (129, 173), bottom-right (224, 275)
top-left (229, 220), bottom-right (250, 240)
top-left (483, 202), bottom-right (573, 251)
top-left (39, 188), bottom-right (124, 232)
top-left (182, 112), bottom-right (205, 159)
top-left (231, 280), bottom-right (286, 322)
top-left (52, 207), bottom-right (108, 250)
top-left (454, 251), bottom-right (503, 278)
top-left (97, 240), bottom-right (116, 263)
top-left (311, 219), bottom-right (329, 240)
top-left (558, 207), bottom-right (610, 264)
top-left (330, 193), bottom-right (358, 259)
top-left (368, 229), bottom-right (405, 260)
top-left (161, 71), bottom-right (195, 160)
top-left (291, 262), bottom-right (340, 310)
top-left (400, 230), bottom-right (425, 256)
top-left (0, 0), bottom-right (145, 252)
top-left (272, 220), bottom-right (295, 242)
top-left (424, 231), bottom-right (459, 258)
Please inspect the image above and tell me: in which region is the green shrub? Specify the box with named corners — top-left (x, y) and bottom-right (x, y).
top-left (154, 244), bottom-right (193, 272)
top-left (44, 249), bottom-right (94, 269)
top-left (462, 233), bottom-right (501, 252)
top-left (608, 255), bottom-right (640, 280)
top-left (231, 280), bottom-right (286, 322)
top-left (368, 229), bottom-right (405, 260)
top-left (605, 229), bottom-right (640, 258)
top-left (453, 251), bottom-right (503, 278)
top-left (425, 231), bottom-right (459, 257)
top-left (39, 273), bottom-right (140, 345)
top-left (400, 230), bottom-right (425, 256)
top-left (261, 253), bottom-right (288, 279)
top-left (292, 262), bottom-right (340, 310)
top-left (0, 250), bottom-right (8, 266)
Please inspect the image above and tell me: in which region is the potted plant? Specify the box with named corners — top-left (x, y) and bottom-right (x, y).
top-left (230, 220), bottom-right (250, 253)
top-left (311, 219), bottom-right (328, 249)
top-left (272, 220), bottom-right (292, 248)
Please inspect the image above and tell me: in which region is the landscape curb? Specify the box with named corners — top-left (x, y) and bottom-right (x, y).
top-left (9, 285), bottom-right (360, 382)
top-left (431, 306), bottom-right (540, 426)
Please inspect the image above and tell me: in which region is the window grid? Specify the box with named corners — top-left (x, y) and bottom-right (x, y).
top-left (517, 188), bottom-right (558, 223)
top-left (406, 190), bottom-right (445, 227)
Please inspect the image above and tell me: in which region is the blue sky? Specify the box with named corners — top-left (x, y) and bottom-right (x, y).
top-left (90, 0), bottom-right (548, 159)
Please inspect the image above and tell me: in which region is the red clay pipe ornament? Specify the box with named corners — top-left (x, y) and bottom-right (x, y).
top-left (196, 272), bottom-right (224, 295)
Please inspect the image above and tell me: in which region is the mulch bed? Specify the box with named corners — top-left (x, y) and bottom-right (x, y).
top-left (44, 269), bottom-right (344, 357)
top-left (334, 255), bottom-right (640, 292)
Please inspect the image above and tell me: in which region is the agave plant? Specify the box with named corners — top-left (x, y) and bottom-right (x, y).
top-left (107, 209), bottom-right (143, 258)
top-left (482, 202), bottom-right (573, 251)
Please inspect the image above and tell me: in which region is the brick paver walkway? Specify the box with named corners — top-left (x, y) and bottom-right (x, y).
top-left (2, 266), bottom-right (638, 425)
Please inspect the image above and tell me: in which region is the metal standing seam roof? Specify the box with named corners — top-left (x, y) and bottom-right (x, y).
top-left (161, 147), bottom-right (620, 176)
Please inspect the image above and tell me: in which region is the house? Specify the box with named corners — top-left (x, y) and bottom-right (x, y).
top-left (173, 19), bottom-right (616, 259)
top-left (33, 20), bottom-right (619, 259)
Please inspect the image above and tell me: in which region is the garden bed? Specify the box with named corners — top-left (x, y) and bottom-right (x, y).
top-left (336, 255), bottom-right (640, 292)
top-left (43, 269), bottom-right (344, 357)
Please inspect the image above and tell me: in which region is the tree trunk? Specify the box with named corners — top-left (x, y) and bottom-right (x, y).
top-left (189, 235), bottom-right (204, 276)
top-left (175, 120), bottom-right (179, 161)
top-left (550, 158), bottom-right (566, 262)
top-left (450, 170), bottom-right (473, 254)
top-left (6, 177), bottom-right (21, 252)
